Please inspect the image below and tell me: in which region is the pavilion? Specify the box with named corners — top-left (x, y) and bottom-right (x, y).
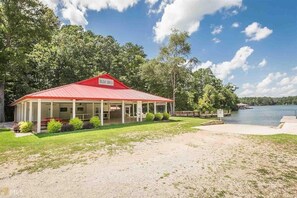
top-left (12, 74), bottom-right (173, 132)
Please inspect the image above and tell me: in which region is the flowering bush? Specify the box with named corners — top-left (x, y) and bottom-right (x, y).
top-left (90, 116), bottom-right (100, 128)
top-left (145, 113), bottom-right (155, 121)
top-left (19, 121), bottom-right (33, 133)
top-left (69, 117), bottom-right (83, 130)
top-left (47, 119), bottom-right (62, 133)
top-left (154, 113), bottom-right (163, 121)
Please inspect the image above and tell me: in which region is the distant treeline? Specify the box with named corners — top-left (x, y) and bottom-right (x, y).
top-left (240, 96), bottom-right (297, 106)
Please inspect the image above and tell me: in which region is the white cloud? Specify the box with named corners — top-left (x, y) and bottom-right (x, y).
top-left (232, 22), bottom-right (239, 28)
top-left (41, 0), bottom-right (59, 11)
top-left (145, 0), bottom-right (159, 6)
top-left (257, 72), bottom-right (286, 89)
top-left (238, 72), bottom-right (297, 97)
top-left (212, 37), bottom-right (221, 43)
top-left (228, 75), bottom-right (235, 80)
top-left (258, 58), bottom-right (267, 68)
top-left (148, 0), bottom-right (173, 14)
top-left (292, 66), bottom-right (297, 71)
top-left (40, 0), bottom-right (139, 27)
top-left (211, 25), bottom-right (223, 35)
top-left (243, 22), bottom-right (273, 41)
top-left (194, 46), bottom-right (254, 80)
top-left (153, 0), bottom-right (242, 42)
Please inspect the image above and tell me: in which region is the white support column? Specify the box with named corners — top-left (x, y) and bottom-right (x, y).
top-left (16, 104), bottom-right (19, 122)
top-left (24, 102), bottom-right (27, 121)
top-left (21, 102), bottom-right (24, 121)
top-left (100, 100), bottom-right (104, 126)
top-left (92, 102), bottom-right (95, 117)
top-left (18, 104), bottom-right (21, 122)
top-left (165, 102), bottom-right (168, 113)
top-left (154, 102), bottom-right (157, 114)
top-left (72, 99), bottom-right (76, 118)
top-left (122, 100), bottom-right (125, 124)
top-left (29, 101), bottom-right (33, 122)
top-left (147, 103), bottom-right (149, 113)
top-left (132, 103), bottom-right (135, 117)
top-left (140, 101), bottom-right (143, 122)
top-left (37, 99), bottom-right (41, 133)
top-left (50, 102), bottom-right (53, 118)
top-left (136, 102), bottom-right (140, 122)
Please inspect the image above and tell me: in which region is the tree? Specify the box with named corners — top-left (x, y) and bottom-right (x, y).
top-left (30, 25), bottom-right (98, 88)
top-left (112, 42), bottom-right (146, 90)
top-left (141, 30), bottom-right (196, 113)
top-left (0, 0), bottom-right (59, 121)
top-left (198, 85), bottom-right (219, 111)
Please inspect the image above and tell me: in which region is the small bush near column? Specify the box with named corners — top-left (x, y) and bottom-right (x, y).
top-left (145, 113), bottom-right (155, 121)
top-left (163, 112), bottom-right (170, 120)
top-left (90, 116), bottom-right (101, 128)
top-left (154, 113), bottom-right (163, 121)
top-left (61, 124), bottom-right (74, 132)
top-left (19, 121), bottom-right (33, 133)
top-left (13, 123), bottom-right (20, 133)
top-left (69, 117), bottom-right (83, 130)
top-left (83, 122), bottom-right (94, 129)
top-left (47, 119), bottom-right (62, 133)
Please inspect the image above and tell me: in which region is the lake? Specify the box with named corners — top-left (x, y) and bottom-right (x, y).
top-left (224, 105), bottom-right (297, 126)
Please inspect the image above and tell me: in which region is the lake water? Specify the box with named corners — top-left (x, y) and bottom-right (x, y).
top-left (224, 105), bottom-right (297, 126)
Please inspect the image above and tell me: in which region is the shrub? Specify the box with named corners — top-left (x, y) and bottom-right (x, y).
top-left (13, 123), bottom-right (20, 133)
top-left (83, 122), bottom-right (94, 129)
top-left (145, 113), bottom-right (155, 121)
top-left (90, 116), bottom-right (100, 128)
top-left (69, 117), bottom-right (83, 130)
top-left (47, 119), bottom-right (62, 133)
top-left (163, 112), bottom-right (170, 120)
top-left (154, 113), bottom-right (163, 121)
top-left (61, 124), bottom-right (74, 132)
top-left (19, 121), bottom-right (33, 133)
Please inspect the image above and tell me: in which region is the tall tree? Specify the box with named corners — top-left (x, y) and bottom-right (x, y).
top-left (159, 30), bottom-right (192, 113)
top-left (0, 0), bottom-right (58, 121)
top-left (113, 42), bottom-right (146, 90)
top-left (30, 25), bottom-right (98, 88)
top-left (141, 30), bottom-right (195, 113)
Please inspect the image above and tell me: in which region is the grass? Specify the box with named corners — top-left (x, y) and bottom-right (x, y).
top-left (0, 117), bottom-right (210, 173)
top-left (253, 134), bottom-right (297, 153)
top-left (255, 134), bottom-right (297, 145)
top-left (0, 128), bottom-right (11, 132)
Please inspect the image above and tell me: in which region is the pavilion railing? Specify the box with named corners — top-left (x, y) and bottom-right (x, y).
top-left (173, 110), bottom-right (231, 118)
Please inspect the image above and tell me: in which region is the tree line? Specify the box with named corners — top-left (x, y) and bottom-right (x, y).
top-left (0, 0), bottom-right (239, 122)
top-left (240, 97), bottom-right (297, 106)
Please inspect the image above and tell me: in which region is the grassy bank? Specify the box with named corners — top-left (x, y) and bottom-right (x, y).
top-left (0, 117), bottom-right (209, 173)
top-left (254, 134), bottom-right (297, 153)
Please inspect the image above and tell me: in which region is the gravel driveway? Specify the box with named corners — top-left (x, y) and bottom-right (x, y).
top-left (1, 131), bottom-right (296, 197)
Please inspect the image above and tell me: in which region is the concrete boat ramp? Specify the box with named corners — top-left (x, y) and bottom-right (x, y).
top-left (195, 116), bottom-right (297, 135)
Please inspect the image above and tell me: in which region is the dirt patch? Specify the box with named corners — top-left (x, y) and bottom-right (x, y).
top-left (0, 131), bottom-right (296, 197)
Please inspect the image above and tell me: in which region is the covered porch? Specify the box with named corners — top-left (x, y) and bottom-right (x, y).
top-left (14, 99), bottom-right (169, 132)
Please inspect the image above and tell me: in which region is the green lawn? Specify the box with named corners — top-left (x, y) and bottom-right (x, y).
top-left (0, 117), bottom-right (209, 173)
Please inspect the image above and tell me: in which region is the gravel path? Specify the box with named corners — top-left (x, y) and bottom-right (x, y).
top-left (1, 131), bottom-right (296, 197)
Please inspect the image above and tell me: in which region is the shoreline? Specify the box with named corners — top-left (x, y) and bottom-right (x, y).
top-left (195, 116), bottom-right (297, 135)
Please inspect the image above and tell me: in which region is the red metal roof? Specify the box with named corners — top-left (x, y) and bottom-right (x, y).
top-left (12, 74), bottom-right (173, 105)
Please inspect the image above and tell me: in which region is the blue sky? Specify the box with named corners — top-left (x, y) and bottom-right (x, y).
top-left (42, 0), bottom-right (297, 97)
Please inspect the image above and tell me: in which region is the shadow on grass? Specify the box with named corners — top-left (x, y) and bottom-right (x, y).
top-left (35, 119), bottom-right (182, 139)
top-left (0, 128), bottom-right (11, 132)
